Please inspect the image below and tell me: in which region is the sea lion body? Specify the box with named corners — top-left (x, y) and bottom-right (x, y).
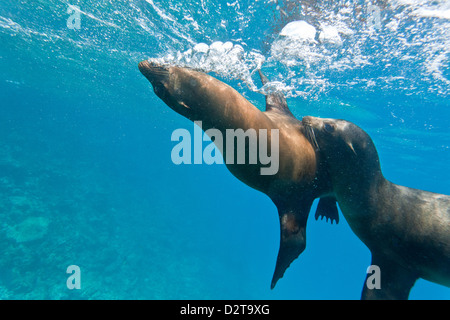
top-left (139, 61), bottom-right (333, 288)
top-left (302, 116), bottom-right (450, 299)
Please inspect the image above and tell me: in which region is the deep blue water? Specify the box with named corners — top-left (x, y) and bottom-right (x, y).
top-left (0, 0), bottom-right (449, 299)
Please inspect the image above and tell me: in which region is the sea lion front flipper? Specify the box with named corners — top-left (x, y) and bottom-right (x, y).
top-left (271, 199), bottom-right (313, 289)
top-left (361, 254), bottom-right (418, 300)
top-left (258, 70), bottom-right (294, 117)
top-left (315, 196), bottom-right (339, 224)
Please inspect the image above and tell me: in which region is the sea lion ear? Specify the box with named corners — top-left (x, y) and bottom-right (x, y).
top-left (347, 141), bottom-right (357, 155)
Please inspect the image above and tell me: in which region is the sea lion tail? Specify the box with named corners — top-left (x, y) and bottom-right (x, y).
top-left (271, 201), bottom-right (311, 289)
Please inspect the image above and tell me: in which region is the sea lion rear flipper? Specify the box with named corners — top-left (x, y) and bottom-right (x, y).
top-left (271, 200), bottom-right (312, 289)
top-left (315, 196), bottom-right (339, 224)
top-left (258, 70), bottom-right (294, 116)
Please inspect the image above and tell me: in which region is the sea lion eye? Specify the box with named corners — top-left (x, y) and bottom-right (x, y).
top-left (324, 123), bottom-right (335, 133)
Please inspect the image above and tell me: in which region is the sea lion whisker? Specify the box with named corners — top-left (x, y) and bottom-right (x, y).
top-left (306, 126), bottom-right (320, 151)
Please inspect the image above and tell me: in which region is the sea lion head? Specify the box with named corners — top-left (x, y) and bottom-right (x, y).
top-left (138, 60), bottom-right (202, 120)
top-left (302, 116), bottom-right (381, 183)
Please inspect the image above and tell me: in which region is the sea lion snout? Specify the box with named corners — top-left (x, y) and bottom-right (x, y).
top-left (301, 116), bottom-right (321, 127)
top-left (138, 60), bottom-right (170, 84)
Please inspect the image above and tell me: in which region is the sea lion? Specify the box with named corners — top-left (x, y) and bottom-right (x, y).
top-left (138, 60), bottom-right (336, 288)
top-left (302, 116), bottom-right (450, 299)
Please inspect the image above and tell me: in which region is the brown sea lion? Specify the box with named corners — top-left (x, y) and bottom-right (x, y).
top-left (302, 116), bottom-right (450, 299)
top-left (138, 61), bottom-right (336, 288)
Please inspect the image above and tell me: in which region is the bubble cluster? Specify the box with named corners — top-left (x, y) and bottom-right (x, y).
top-left (149, 41), bottom-right (266, 90)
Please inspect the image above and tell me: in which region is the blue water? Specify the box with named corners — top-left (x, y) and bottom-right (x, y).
top-left (0, 0), bottom-right (449, 299)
